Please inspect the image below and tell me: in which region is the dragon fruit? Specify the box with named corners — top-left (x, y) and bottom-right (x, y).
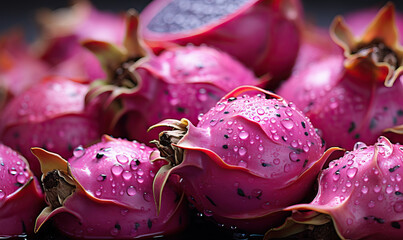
top-left (149, 85), bottom-right (339, 233)
top-left (34, 0), bottom-right (125, 81)
top-left (0, 29), bottom-right (48, 110)
top-left (0, 143), bottom-right (44, 237)
top-left (0, 76), bottom-right (102, 177)
top-left (31, 135), bottom-right (188, 239)
top-left (83, 10), bottom-right (263, 144)
top-left (139, 0), bottom-right (302, 82)
top-left (266, 136), bottom-right (403, 240)
top-left (278, 3), bottom-right (403, 151)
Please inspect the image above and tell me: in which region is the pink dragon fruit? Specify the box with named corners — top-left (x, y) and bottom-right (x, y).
top-left (34, 0), bottom-right (125, 81)
top-left (83, 10), bottom-right (263, 144)
top-left (149, 85), bottom-right (339, 233)
top-left (0, 76), bottom-right (102, 177)
top-left (0, 29), bottom-right (48, 110)
top-left (139, 0), bottom-right (303, 83)
top-left (278, 3), bottom-right (403, 151)
top-left (31, 135), bottom-right (188, 239)
top-left (266, 136), bottom-right (403, 240)
top-left (0, 143), bottom-right (44, 237)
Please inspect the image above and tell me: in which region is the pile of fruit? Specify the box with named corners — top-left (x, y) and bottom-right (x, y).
top-left (0, 0), bottom-right (402, 239)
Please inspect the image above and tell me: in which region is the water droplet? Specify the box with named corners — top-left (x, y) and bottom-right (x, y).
top-left (270, 118), bottom-right (276, 124)
top-left (138, 169), bottom-right (144, 176)
top-left (333, 174), bottom-right (340, 181)
top-left (73, 146), bottom-right (85, 158)
top-left (0, 190), bottom-right (5, 200)
top-left (130, 160), bottom-right (140, 170)
top-left (143, 192), bottom-right (152, 202)
top-left (204, 209), bottom-right (213, 217)
top-left (253, 116), bottom-right (261, 122)
top-left (289, 152), bottom-right (298, 162)
top-left (353, 142), bottom-right (367, 150)
top-left (374, 185), bottom-right (381, 193)
top-left (258, 145), bottom-right (264, 152)
top-left (111, 164), bottom-right (123, 176)
top-left (346, 181), bottom-right (352, 187)
top-left (386, 185), bottom-right (394, 194)
top-left (303, 145), bottom-right (310, 152)
top-left (137, 177), bottom-right (144, 184)
top-left (368, 200), bottom-right (375, 208)
top-left (257, 108), bottom-right (265, 115)
top-left (285, 109), bottom-right (293, 117)
top-left (273, 134), bottom-right (280, 141)
top-left (281, 118), bottom-right (294, 130)
top-left (16, 173), bottom-right (26, 185)
top-left (198, 113), bottom-right (204, 121)
top-left (239, 131), bottom-right (249, 140)
top-left (290, 140), bottom-right (298, 148)
top-left (121, 209), bottom-right (129, 216)
top-left (210, 119), bottom-right (218, 127)
top-left (363, 175), bottom-right (368, 182)
top-left (354, 200), bottom-right (359, 205)
top-left (284, 164), bottom-right (291, 173)
top-left (238, 161), bottom-right (247, 168)
top-left (397, 174), bottom-right (402, 182)
top-left (95, 189), bottom-right (102, 197)
top-left (122, 171), bottom-right (132, 181)
top-left (239, 147), bottom-right (247, 156)
top-left (394, 201), bottom-right (403, 213)
top-left (361, 186), bottom-right (368, 194)
top-left (377, 195), bottom-right (383, 201)
top-left (116, 154), bottom-right (129, 164)
top-left (261, 201), bottom-right (271, 209)
top-left (347, 167), bottom-right (358, 178)
top-left (347, 218), bottom-right (353, 225)
top-left (273, 158), bottom-right (280, 165)
top-left (110, 227), bottom-right (119, 236)
top-left (127, 186), bottom-right (137, 196)
top-left (198, 88), bottom-right (208, 102)
top-left (215, 103), bottom-right (226, 112)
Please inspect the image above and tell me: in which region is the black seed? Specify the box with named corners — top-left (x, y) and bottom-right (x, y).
top-left (390, 165), bottom-right (400, 172)
top-left (265, 94), bottom-right (271, 99)
top-left (68, 144), bottom-right (73, 152)
top-left (391, 221), bottom-right (401, 229)
top-left (301, 121), bottom-right (306, 129)
top-left (147, 219), bottom-right (153, 229)
top-left (96, 153), bottom-right (104, 159)
top-left (335, 170), bottom-right (340, 175)
top-left (205, 195), bottom-right (217, 207)
top-left (393, 117), bottom-right (397, 125)
top-left (177, 107), bottom-right (185, 113)
top-left (99, 174), bottom-right (106, 181)
top-left (224, 111), bottom-right (229, 114)
top-left (398, 109), bottom-right (403, 116)
top-left (303, 159), bottom-right (308, 168)
top-left (237, 188), bottom-right (246, 197)
top-left (135, 223), bottom-right (140, 230)
top-left (276, 113), bottom-right (281, 117)
top-left (13, 132), bottom-right (19, 138)
top-left (135, 159), bottom-right (141, 165)
top-left (354, 134), bottom-right (360, 139)
top-left (15, 182), bottom-right (23, 187)
top-left (321, 138), bottom-right (326, 147)
top-left (228, 97), bottom-right (237, 102)
top-left (395, 191), bottom-right (402, 196)
top-left (281, 136), bottom-right (287, 142)
top-left (210, 119), bottom-right (216, 123)
top-left (261, 163), bottom-right (268, 167)
top-left (304, 132), bottom-right (309, 136)
top-left (219, 119), bottom-right (224, 122)
top-left (296, 159), bottom-right (300, 162)
top-left (384, 106), bottom-right (389, 111)
top-left (115, 223), bottom-right (121, 230)
top-left (375, 217), bottom-right (385, 224)
top-left (222, 145), bottom-right (228, 149)
top-left (174, 193), bottom-right (181, 203)
top-left (0, 162), bottom-right (4, 166)
top-left (224, 134), bottom-right (229, 139)
top-left (370, 118), bottom-right (377, 129)
top-left (348, 122), bottom-right (356, 133)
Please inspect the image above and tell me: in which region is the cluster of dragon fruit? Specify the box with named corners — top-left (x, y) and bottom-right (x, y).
top-left (0, 0), bottom-right (402, 239)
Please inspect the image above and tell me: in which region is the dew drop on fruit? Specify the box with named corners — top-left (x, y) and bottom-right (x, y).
top-left (8, 168), bottom-right (17, 175)
top-left (353, 142), bottom-right (367, 150)
top-left (368, 200), bottom-right (375, 208)
top-left (95, 189), bottom-right (102, 197)
top-left (127, 186), bottom-right (137, 196)
top-left (111, 164), bottom-right (124, 176)
top-left (284, 164), bottom-right (291, 173)
top-left (143, 192), bottom-right (152, 202)
top-left (373, 185), bottom-right (381, 193)
top-left (16, 173), bottom-right (26, 185)
top-left (73, 146), bottom-right (85, 158)
top-left (347, 167), bottom-right (358, 178)
top-left (137, 176), bottom-right (144, 184)
top-left (333, 174), bottom-right (340, 182)
top-left (273, 158), bottom-right (280, 165)
top-left (116, 154), bottom-right (129, 164)
top-left (258, 145), bottom-right (264, 152)
top-left (361, 186), bottom-right (368, 194)
top-left (386, 185), bottom-right (394, 194)
top-left (289, 152), bottom-right (298, 162)
top-left (347, 218), bottom-right (353, 225)
top-left (204, 209), bottom-right (213, 217)
top-left (257, 108), bottom-right (265, 115)
top-left (0, 190), bottom-right (5, 200)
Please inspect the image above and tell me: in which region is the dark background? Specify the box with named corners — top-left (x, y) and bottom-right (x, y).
top-left (1, 0), bottom-right (403, 42)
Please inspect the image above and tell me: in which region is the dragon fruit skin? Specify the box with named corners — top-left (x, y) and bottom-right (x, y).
top-left (0, 29), bottom-right (48, 110)
top-left (83, 10), bottom-right (263, 144)
top-left (278, 3), bottom-right (403, 150)
top-left (0, 143), bottom-right (44, 237)
top-left (31, 135), bottom-right (188, 239)
top-left (150, 86), bottom-right (338, 233)
top-left (139, 0), bottom-right (302, 81)
top-left (34, 0), bottom-right (125, 81)
top-left (267, 137), bottom-right (403, 240)
top-left (0, 76), bottom-right (102, 177)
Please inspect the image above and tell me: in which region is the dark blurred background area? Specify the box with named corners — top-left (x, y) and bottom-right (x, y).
top-left (0, 0), bottom-right (402, 42)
